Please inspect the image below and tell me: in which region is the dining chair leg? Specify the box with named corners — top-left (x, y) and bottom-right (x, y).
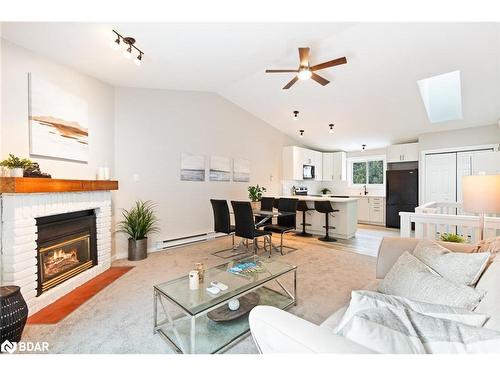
top-left (267, 235), bottom-right (272, 258)
top-left (280, 234), bottom-right (284, 255)
top-left (232, 233), bottom-right (235, 247)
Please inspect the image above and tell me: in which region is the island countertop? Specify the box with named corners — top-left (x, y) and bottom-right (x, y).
top-left (279, 195), bottom-right (359, 203)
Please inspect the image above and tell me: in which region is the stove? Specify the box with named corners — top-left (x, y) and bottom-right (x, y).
top-left (293, 186), bottom-right (308, 196)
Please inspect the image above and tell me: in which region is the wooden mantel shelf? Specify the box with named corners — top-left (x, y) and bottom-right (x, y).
top-left (0, 177), bottom-right (119, 194)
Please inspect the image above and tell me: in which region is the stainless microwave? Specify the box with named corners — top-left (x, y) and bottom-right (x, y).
top-left (303, 164), bottom-right (315, 179)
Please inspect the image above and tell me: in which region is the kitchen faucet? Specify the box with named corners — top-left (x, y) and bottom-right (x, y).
top-left (363, 185), bottom-right (368, 195)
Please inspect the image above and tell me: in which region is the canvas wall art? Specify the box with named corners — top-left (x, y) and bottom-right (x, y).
top-left (29, 73), bottom-right (89, 162)
top-left (209, 156), bottom-right (231, 182)
top-left (233, 158), bottom-right (250, 182)
top-left (180, 152), bottom-right (206, 181)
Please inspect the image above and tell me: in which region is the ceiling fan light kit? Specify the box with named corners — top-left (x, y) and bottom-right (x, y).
top-left (266, 47), bottom-right (347, 89)
top-left (112, 30), bottom-right (144, 66)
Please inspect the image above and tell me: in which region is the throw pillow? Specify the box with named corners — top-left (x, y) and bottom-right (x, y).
top-left (377, 251), bottom-right (485, 310)
top-left (334, 290), bottom-right (489, 334)
top-left (414, 239), bottom-right (490, 286)
top-left (336, 306), bottom-right (500, 354)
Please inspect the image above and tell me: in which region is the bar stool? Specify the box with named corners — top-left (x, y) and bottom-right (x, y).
top-left (295, 200), bottom-right (313, 237)
top-left (314, 200), bottom-right (339, 242)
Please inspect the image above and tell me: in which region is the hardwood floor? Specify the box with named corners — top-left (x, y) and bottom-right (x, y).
top-left (281, 223), bottom-right (400, 257)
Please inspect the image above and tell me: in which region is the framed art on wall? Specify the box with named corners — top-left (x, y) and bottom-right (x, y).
top-left (233, 158), bottom-right (250, 182)
top-left (209, 156), bottom-right (231, 182)
top-left (28, 73), bottom-right (89, 163)
top-left (180, 152), bottom-right (206, 181)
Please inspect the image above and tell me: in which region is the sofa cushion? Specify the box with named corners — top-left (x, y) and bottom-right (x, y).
top-left (413, 240), bottom-right (490, 286)
top-left (335, 306), bottom-right (500, 354)
top-left (377, 251), bottom-right (485, 310)
top-left (335, 291), bottom-right (489, 332)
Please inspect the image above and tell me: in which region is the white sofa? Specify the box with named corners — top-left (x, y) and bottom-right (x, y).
top-left (249, 237), bottom-right (500, 353)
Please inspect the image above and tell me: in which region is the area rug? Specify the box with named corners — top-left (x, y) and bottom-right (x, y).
top-left (27, 267), bottom-right (134, 324)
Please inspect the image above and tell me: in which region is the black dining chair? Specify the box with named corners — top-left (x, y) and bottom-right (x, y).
top-left (264, 198), bottom-right (298, 255)
top-left (231, 201), bottom-right (272, 257)
top-left (255, 197), bottom-right (275, 227)
top-left (210, 199), bottom-right (238, 257)
top-left (314, 200), bottom-right (339, 242)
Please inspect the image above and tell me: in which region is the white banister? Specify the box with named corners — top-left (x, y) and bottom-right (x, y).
top-left (399, 211), bottom-right (500, 243)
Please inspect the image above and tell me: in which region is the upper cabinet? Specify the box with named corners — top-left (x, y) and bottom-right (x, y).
top-left (323, 152), bottom-right (347, 182)
top-left (386, 142), bottom-right (419, 163)
top-left (283, 146), bottom-right (323, 181)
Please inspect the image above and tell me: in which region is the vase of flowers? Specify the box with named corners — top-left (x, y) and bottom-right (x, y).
top-left (118, 200), bottom-right (159, 261)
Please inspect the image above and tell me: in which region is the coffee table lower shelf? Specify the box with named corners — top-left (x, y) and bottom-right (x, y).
top-left (154, 286), bottom-right (294, 354)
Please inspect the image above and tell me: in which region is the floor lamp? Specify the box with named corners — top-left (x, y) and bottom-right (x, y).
top-left (462, 175), bottom-right (500, 241)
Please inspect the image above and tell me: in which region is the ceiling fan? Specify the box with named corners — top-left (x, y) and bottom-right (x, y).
top-left (265, 47), bottom-right (347, 89)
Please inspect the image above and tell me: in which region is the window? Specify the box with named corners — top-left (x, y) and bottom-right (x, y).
top-left (417, 70), bottom-right (463, 123)
top-left (349, 158), bottom-right (385, 186)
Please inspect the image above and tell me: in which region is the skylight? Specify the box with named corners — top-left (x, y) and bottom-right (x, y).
top-left (417, 70), bottom-right (463, 123)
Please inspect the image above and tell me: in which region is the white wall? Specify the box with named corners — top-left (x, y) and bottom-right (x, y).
top-left (113, 87), bottom-right (296, 258)
top-left (418, 124), bottom-right (500, 151)
top-left (1, 39), bottom-right (115, 179)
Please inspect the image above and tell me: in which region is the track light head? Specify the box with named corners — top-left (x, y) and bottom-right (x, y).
top-left (112, 37), bottom-right (121, 51)
top-left (123, 45), bottom-right (132, 59)
top-left (134, 53), bottom-right (143, 66)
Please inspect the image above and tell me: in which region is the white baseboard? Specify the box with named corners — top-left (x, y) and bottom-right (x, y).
top-left (112, 232), bottom-right (227, 261)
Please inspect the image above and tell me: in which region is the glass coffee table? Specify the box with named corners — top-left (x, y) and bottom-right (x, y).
top-left (153, 255), bottom-right (297, 354)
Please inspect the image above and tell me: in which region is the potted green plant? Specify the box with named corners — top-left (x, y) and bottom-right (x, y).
top-left (439, 233), bottom-right (466, 243)
top-left (118, 200), bottom-right (159, 261)
top-left (248, 185), bottom-right (266, 211)
top-left (0, 154), bottom-right (34, 177)
top-left (320, 188), bottom-right (331, 195)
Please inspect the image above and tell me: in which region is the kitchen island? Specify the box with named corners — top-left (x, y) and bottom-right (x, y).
top-left (279, 196), bottom-right (358, 239)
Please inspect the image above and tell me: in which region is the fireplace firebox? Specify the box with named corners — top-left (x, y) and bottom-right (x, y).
top-left (36, 210), bottom-right (97, 296)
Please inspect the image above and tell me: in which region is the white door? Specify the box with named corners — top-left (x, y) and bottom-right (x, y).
top-left (425, 153), bottom-right (457, 203)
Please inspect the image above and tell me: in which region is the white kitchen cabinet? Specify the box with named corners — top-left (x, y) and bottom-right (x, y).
top-left (357, 197), bottom-right (385, 225)
top-left (322, 151), bottom-right (346, 182)
top-left (282, 146), bottom-right (323, 181)
top-left (333, 152), bottom-right (347, 182)
top-left (387, 142), bottom-right (419, 163)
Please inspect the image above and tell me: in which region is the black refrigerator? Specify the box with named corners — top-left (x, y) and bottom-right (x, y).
top-left (386, 169), bottom-right (418, 228)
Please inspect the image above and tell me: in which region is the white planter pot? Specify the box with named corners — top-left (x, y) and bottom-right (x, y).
top-left (10, 168), bottom-right (24, 177)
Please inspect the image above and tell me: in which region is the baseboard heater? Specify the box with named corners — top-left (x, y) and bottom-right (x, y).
top-left (159, 232), bottom-right (224, 250)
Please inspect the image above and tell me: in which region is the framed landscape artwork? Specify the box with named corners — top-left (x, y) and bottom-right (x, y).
top-left (233, 158), bottom-right (250, 182)
top-left (180, 152), bottom-right (206, 181)
top-left (29, 73), bottom-right (89, 162)
top-left (209, 156), bottom-right (231, 182)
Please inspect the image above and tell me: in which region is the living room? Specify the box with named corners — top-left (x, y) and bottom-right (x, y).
top-left (1, 1), bottom-right (500, 373)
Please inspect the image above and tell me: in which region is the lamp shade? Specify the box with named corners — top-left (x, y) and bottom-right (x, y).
top-left (462, 175), bottom-right (500, 214)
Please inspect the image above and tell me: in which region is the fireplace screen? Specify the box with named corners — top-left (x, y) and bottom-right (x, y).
top-left (38, 233), bottom-right (93, 294)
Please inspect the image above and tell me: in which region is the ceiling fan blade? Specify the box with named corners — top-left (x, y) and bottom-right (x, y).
top-left (298, 47), bottom-right (310, 67)
top-left (265, 69), bottom-right (299, 73)
top-left (283, 76), bottom-right (299, 89)
top-left (310, 73), bottom-right (330, 86)
top-left (310, 56), bottom-right (347, 71)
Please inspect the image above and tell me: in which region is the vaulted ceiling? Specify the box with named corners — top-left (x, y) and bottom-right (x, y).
top-left (2, 22), bottom-right (499, 151)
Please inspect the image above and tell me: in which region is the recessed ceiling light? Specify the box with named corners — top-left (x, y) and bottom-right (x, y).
top-left (293, 110), bottom-right (299, 120)
top-left (329, 124), bottom-right (334, 134)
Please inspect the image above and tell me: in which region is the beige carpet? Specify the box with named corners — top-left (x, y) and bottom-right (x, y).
top-left (22, 233), bottom-right (377, 354)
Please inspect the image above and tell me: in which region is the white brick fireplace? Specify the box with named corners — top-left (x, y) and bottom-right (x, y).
top-left (0, 191), bottom-right (113, 315)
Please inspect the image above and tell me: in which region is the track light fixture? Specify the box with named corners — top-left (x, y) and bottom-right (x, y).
top-left (293, 110), bottom-right (299, 120)
top-left (361, 144), bottom-right (366, 152)
top-left (112, 30), bottom-right (145, 66)
top-left (299, 129), bottom-right (304, 138)
top-left (329, 124), bottom-right (334, 134)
